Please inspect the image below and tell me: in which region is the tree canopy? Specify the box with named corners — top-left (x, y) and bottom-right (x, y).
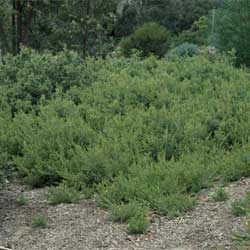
top-left (0, 0), bottom-right (218, 57)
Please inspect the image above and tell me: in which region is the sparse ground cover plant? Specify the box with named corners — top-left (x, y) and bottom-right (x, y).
top-left (233, 220), bottom-right (250, 242)
top-left (1, 49), bottom-right (250, 232)
top-left (232, 193), bottom-right (250, 217)
top-left (16, 194), bottom-right (29, 206)
top-left (31, 214), bottom-right (48, 228)
top-left (212, 188), bottom-right (229, 202)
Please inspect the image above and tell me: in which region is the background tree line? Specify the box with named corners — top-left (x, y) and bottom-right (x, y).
top-left (0, 0), bottom-right (219, 57)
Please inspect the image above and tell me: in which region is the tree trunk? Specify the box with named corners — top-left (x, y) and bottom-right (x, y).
top-left (22, 0), bottom-right (33, 46)
top-left (0, 23), bottom-right (10, 54)
top-left (16, 0), bottom-right (23, 53)
top-left (82, 0), bottom-right (90, 57)
top-left (12, 0), bottom-right (17, 54)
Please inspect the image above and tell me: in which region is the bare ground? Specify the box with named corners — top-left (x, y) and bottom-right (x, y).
top-left (1, 178), bottom-right (250, 250)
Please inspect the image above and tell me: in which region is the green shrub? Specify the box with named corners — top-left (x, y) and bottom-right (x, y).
top-left (14, 103), bottom-right (97, 188)
top-left (127, 211), bottom-right (149, 234)
top-left (2, 51), bottom-right (250, 232)
top-left (221, 146), bottom-right (250, 183)
top-left (32, 214), bottom-right (48, 228)
top-left (46, 186), bottom-right (82, 205)
top-left (119, 22), bottom-right (171, 57)
top-left (16, 195), bottom-right (30, 206)
top-left (212, 188), bottom-right (229, 202)
top-left (0, 110), bottom-right (16, 189)
top-left (232, 194), bottom-right (250, 217)
top-left (0, 48), bottom-right (88, 113)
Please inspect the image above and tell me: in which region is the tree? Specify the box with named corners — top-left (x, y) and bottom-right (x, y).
top-left (0, 0), bottom-right (36, 54)
top-left (0, 0), bottom-right (12, 54)
top-left (172, 16), bottom-right (210, 47)
top-left (0, 0), bottom-right (217, 57)
top-left (216, 0), bottom-right (250, 66)
top-left (20, 0), bottom-right (119, 57)
top-left (115, 0), bottom-right (218, 37)
top-left (115, 0), bottom-right (142, 36)
top-left (139, 0), bottom-right (217, 33)
top-left (0, 0), bottom-right (119, 57)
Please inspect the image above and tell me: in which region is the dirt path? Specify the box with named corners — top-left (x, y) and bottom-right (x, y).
top-left (1, 179), bottom-right (250, 250)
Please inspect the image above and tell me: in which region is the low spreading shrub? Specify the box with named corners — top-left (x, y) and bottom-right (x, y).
top-left (0, 109), bottom-right (16, 188)
top-left (155, 193), bottom-right (195, 218)
top-left (0, 48), bottom-right (94, 114)
top-left (111, 201), bottom-right (148, 223)
top-left (1, 50), bottom-right (250, 232)
top-left (46, 186), bottom-right (83, 205)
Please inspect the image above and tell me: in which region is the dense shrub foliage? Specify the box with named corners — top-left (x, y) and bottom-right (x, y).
top-left (119, 22), bottom-right (171, 57)
top-left (1, 49), bottom-right (250, 227)
top-left (0, 49), bottom-right (87, 114)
